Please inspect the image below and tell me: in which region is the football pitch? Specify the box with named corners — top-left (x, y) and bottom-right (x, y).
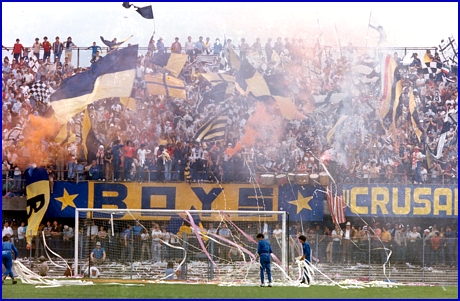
top-left (1, 280), bottom-right (458, 299)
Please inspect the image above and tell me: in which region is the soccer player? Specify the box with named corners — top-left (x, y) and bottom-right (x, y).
top-left (256, 233), bottom-right (273, 287)
top-left (298, 235), bottom-right (311, 284)
top-left (2, 235), bottom-right (18, 284)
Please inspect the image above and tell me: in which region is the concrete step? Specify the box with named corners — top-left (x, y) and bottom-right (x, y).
top-left (19, 259), bottom-right (458, 286)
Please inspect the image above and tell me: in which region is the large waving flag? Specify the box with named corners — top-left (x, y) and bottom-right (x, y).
top-left (378, 54), bottom-right (398, 121)
top-left (193, 111), bottom-right (228, 143)
top-left (50, 45), bottom-right (138, 125)
top-left (145, 73), bottom-right (186, 99)
top-left (164, 53), bottom-right (188, 77)
top-left (134, 5), bottom-right (154, 19)
top-left (278, 184), bottom-right (324, 222)
top-left (25, 167), bottom-right (50, 247)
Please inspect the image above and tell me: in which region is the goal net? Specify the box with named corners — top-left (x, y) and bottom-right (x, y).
top-left (74, 209), bottom-right (288, 284)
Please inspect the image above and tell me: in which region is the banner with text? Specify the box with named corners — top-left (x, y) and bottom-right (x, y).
top-left (343, 184), bottom-right (458, 218)
top-left (46, 182), bottom-right (324, 221)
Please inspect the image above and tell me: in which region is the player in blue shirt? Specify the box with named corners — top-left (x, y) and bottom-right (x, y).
top-left (2, 235), bottom-right (18, 284)
top-left (256, 233), bottom-right (273, 287)
top-left (298, 235), bottom-right (311, 284)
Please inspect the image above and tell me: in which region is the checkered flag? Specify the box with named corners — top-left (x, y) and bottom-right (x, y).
top-left (421, 62), bottom-right (443, 79)
top-left (28, 56), bottom-right (40, 73)
top-left (29, 81), bottom-right (51, 103)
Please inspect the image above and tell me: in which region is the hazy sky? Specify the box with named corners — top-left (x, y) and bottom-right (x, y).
top-left (2, 2), bottom-right (458, 52)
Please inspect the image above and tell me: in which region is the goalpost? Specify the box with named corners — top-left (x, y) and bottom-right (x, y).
top-left (74, 209), bottom-right (287, 283)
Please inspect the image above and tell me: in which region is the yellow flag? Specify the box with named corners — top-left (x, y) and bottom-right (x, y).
top-left (245, 72), bottom-right (271, 97)
top-left (25, 167), bottom-right (50, 246)
top-left (120, 97), bottom-right (137, 112)
top-left (82, 110), bottom-right (91, 160)
top-left (164, 53), bottom-right (188, 77)
top-left (273, 96), bottom-right (306, 120)
top-left (409, 90), bottom-right (422, 142)
top-left (378, 55), bottom-right (398, 120)
top-left (145, 74), bottom-right (186, 100)
top-left (389, 80), bottom-right (403, 134)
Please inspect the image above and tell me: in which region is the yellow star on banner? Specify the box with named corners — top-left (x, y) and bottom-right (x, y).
top-left (55, 188), bottom-right (78, 211)
top-left (288, 190), bottom-right (313, 214)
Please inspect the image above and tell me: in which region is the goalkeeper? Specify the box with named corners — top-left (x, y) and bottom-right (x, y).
top-left (256, 233), bottom-right (273, 287)
top-left (298, 235), bottom-right (311, 284)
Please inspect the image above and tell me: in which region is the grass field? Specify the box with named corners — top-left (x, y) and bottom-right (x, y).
top-left (1, 280), bottom-right (458, 299)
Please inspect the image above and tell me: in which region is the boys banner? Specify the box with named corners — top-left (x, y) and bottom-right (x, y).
top-left (46, 182), bottom-right (324, 221)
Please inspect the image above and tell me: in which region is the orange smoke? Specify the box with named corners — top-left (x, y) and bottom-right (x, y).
top-left (240, 102), bottom-right (284, 147)
top-left (224, 141), bottom-right (242, 158)
top-left (19, 115), bottom-right (62, 169)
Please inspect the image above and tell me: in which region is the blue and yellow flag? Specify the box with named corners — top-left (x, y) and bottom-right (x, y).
top-left (25, 167), bottom-right (50, 246)
top-left (278, 184), bottom-right (324, 222)
top-left (50, 45), bottom-right (138, 125)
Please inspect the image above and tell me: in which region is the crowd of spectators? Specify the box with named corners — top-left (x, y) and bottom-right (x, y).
top-left (2, 34), bottom-right (458, 196)
top-left (3, 217), bottom-right (456, 269)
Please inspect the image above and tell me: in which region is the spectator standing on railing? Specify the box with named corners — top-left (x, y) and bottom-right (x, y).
top-left (42, 36), bottom-right (51, 62)
top-left (252, 38), bottom-right (262, 56)
top-left (213, 38), bottom-right (222, 56)
top-left (64, 37), bottom-right (77, 62)
top-left (194, 36), bottom-right (205, 55)
top-left (170, 37), bottom-right (182, 54)
top-left (156, 37), bottom-right (165, 55)
top-left (87, 41), bottom-right (102, 62)
top-left (32, 38), bottom-right (41, 60)
top-left (274, 37), bottom-right (283, 55)
top-left (52, 37), bottom-right (64, 63)
top-left (12, 39), bottom-right (24, 62)
top-left (204, 37), bottom-right (212, 55)
top-left (239, 38), bottom-right (250, 62)
top-left (184, 36), bottom-right (194, 62)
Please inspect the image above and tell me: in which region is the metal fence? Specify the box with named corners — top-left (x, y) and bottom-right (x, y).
top-left (2, 168), bottom-right (456, 197)
top-left (2, 45), bottom-right (437, 69)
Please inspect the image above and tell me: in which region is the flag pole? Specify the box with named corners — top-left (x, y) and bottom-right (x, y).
top-left (334, 23), bottom-right (342, 59)
top-left (365, 11), bottom-right (372, 48)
